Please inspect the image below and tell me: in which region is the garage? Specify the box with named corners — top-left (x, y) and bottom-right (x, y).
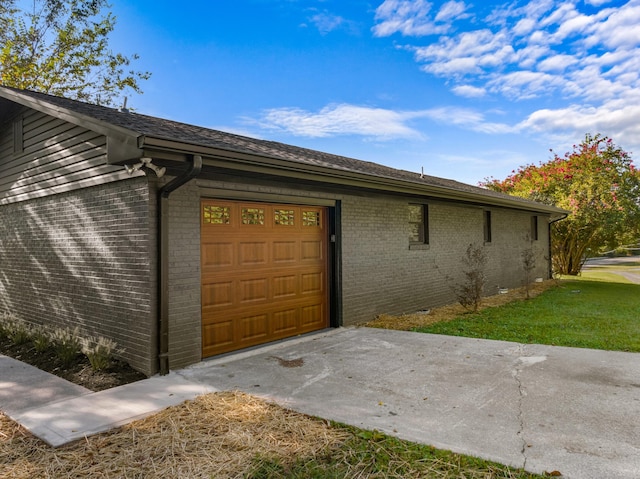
top-left (201, 199), bottom-right (330, 357)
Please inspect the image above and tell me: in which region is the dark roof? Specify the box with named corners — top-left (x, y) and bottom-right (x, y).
top-left (0, 86), bottom-right (566, 214)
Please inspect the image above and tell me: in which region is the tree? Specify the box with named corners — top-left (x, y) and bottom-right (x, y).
top-left (483, 134), bottom-right (640, 275)
top-left (0, 0), bottom-right (150, 106)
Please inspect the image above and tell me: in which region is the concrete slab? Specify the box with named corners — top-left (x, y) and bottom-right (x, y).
top-left (13, 373), bottom-right (217, 447)
top-left (0, 354), bottom-right (90, 416)
top-left (178, 327), bottom-right (640, 479)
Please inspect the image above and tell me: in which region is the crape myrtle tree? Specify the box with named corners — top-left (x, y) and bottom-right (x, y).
top-left (483, 134), bottom-right (640, 275)
top-left (0, 0), bottom-right (150, 106)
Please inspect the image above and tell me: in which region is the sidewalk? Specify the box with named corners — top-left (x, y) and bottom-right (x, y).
top-left (0, 354), bottom-right (215, 447)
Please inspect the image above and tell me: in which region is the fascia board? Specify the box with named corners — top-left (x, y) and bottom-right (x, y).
top-left (140, 136), bottom-right (568, 216)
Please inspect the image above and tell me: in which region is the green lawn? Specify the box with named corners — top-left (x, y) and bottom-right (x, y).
top-left (415, 279), bottom-right (640, 352)
top-left (248, 424), bottom-right (544, 478)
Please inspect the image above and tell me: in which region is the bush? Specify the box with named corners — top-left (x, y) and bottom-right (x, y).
top-left (1, 314), bottom-right (32, 345)
top-left (81, 336), bottom-right (120, 371)
top-left (31, 327), bottom-right (52, 353)
top-left (50, 327), bottom-right (82, 366)
top-left (454, 243), bottom-right (488, 312)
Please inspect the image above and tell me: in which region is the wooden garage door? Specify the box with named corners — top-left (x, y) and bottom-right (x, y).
top-left (201, 199), bottom-right (329, 357)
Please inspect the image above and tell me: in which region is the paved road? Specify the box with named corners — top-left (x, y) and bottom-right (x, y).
top-left (582, 256), bottom-right (640, 284)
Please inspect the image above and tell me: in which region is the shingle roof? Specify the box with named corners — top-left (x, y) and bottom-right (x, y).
top-left (0, 86), bottom-right (565, 213)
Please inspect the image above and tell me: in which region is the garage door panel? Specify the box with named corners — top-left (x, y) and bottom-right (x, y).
top-left (239, 278), bottom-right (269, 303)
top-left (201, 199), bottom-right (329, 357)
top-left (272, 241), bottom-right (297, 262)
top-left (273, 275), bottom-right (297, 298)
top-left (202, 320), bottom-right (234, 350)
top-left (202, 281), bottom-right (234, 308)
top-left (301, 303), bottom-right (325, 328)
top-left (240, 314), bottom-right (269, 341)
top-left (202, 242), bottom-right (234, 268)
top-left (238, 241), bottom-right (268, 265)
top-left (272, 309), bottom-right (298, 334)
top-left (301, 240), bottom-right (323, 261)
top-left (301, 271), bottom-right (324, 294)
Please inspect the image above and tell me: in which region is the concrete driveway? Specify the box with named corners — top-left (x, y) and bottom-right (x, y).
top-left (178, 327), bottom-right (640, 479)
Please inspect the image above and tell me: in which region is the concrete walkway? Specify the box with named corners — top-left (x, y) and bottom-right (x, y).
top-left (2, 328), bottom-right (640, 479)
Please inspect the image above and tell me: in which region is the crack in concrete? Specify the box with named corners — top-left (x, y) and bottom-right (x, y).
top-left (513, 343), bottom-right (528, 470)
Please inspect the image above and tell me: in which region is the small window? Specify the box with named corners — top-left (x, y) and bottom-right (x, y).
top-left (409, 204), bottom-right (429, 245)
top-left (241, 207), bottom-right (265, 225)
top-left (203, 205), bottom-right (230, 225)
top-left (13, 116), bottom-right (23, 154)
top-left (302, 210), bottom-right (321, 227)
top-left (531, 216), bottom-right (539, 241)
top-left (274, 209), bottom-right (295, 226)
top-left (483, 210), bottom-right (492, 243)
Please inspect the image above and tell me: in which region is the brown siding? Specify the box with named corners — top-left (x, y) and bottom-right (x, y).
top-left (0, 107), bottom-right (139, 205)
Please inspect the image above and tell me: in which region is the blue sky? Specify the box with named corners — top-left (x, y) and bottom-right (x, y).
top-left (107, 0), bottom-right (639, 185)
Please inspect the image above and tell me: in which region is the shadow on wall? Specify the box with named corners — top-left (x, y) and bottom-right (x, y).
top-left (0, 178), bottom-right (157, 373)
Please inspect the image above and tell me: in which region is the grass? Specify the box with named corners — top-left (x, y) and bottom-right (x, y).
top-left (415, 279), bottom-right (640, 352)
top-left (1, 392), bottom-right (544, 479)
top-left (248, 425), bottom-right (544, 478)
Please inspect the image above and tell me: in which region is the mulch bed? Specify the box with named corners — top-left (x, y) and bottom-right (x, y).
top-left (365, 280), bottom-right (558, 331)
top-left (0, 391), bottom-right (348, 479)
top-left (0, 338), bottom-right (146, 392)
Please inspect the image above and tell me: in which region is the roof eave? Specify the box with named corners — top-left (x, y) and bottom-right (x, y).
top-left (140, 136), bottom-right (567, 216)
top-left (0, 87), bottom-right (145, 163)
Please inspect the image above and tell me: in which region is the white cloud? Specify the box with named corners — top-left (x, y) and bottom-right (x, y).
top-left (422, 106), bottom-right (513, 133)
top-left (585, 0), bottom-right (614, 5)
top-left (308, 11), bottom-right (360, 35)
top-left (392, 0), bottom-right (640, 111)
top-left (537, 54), bottom-right (578, 72)
top-left (518, 99), bottom-right (640, 149)
top-left (434, 1), bottom-right (469, 22)
top-left (250, 103), bottom-right (512, 139)
top-left (488, 70), bottom-right (568, 99)
top-left (309, 13), bottom-right (346, 35)
top-left (451, 84), bottom-right (486, 97)
top-left (414, 29), bottom-right (515, 76)
top-left (253, 104), bottom-right (425, 139)
top-left (372, 0), bottom-right (470, 36)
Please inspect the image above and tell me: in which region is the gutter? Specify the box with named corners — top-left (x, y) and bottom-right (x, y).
top-left (139, 137), bottom-right (567, 217)
top-left (157, 154), bottom-right (202, 375)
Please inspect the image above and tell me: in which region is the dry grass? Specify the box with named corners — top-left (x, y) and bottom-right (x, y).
top-left (366, 280), bottom-right (558, 331)
top-left (0, 391), bottom-right (349, 479)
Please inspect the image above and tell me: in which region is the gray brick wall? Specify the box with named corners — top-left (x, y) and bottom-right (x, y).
top-left (341, 197), bottom-right (550, 324)
top-left (163, 177), bottom-right (552, 369)
top-left (165, 181), bottom-right (202, 370)
top-left (0, 177), bottom-right (157, 375)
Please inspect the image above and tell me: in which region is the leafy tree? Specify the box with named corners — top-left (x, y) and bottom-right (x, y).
top-left (0, 0), bottom-right (150, 106)
top-left (483, 134), bottom-right (640, 275)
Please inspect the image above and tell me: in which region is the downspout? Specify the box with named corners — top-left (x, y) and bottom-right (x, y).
top-left (548, 213), bottom-right (569, 279)
top-left (157, 154), bottom-right (203, 375)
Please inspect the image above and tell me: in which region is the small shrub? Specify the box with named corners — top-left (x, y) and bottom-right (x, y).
top-left (81, 335), bottom-right (120, 371)
top-left (31, 327), bottom-right (52, 353)
top-left (2, 314), bottom-right (32, 345)
top-left (0, 312), bottom-right (14, 339)
top-left (454, 243), bottom-right (488, 312)
top-left (521, 246), bottom-right (536, 299)
top-left (51, 327), bottom-right (82, 366)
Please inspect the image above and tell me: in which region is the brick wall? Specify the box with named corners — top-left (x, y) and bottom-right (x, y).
top-left (165, 182), bottom-right (202, 370)
top-left (0, 177), bottom-right (157, 375)
top-left (163, 177), bottom-right (551, 369)
top-left (340, 196), bottom-right (550, 324)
